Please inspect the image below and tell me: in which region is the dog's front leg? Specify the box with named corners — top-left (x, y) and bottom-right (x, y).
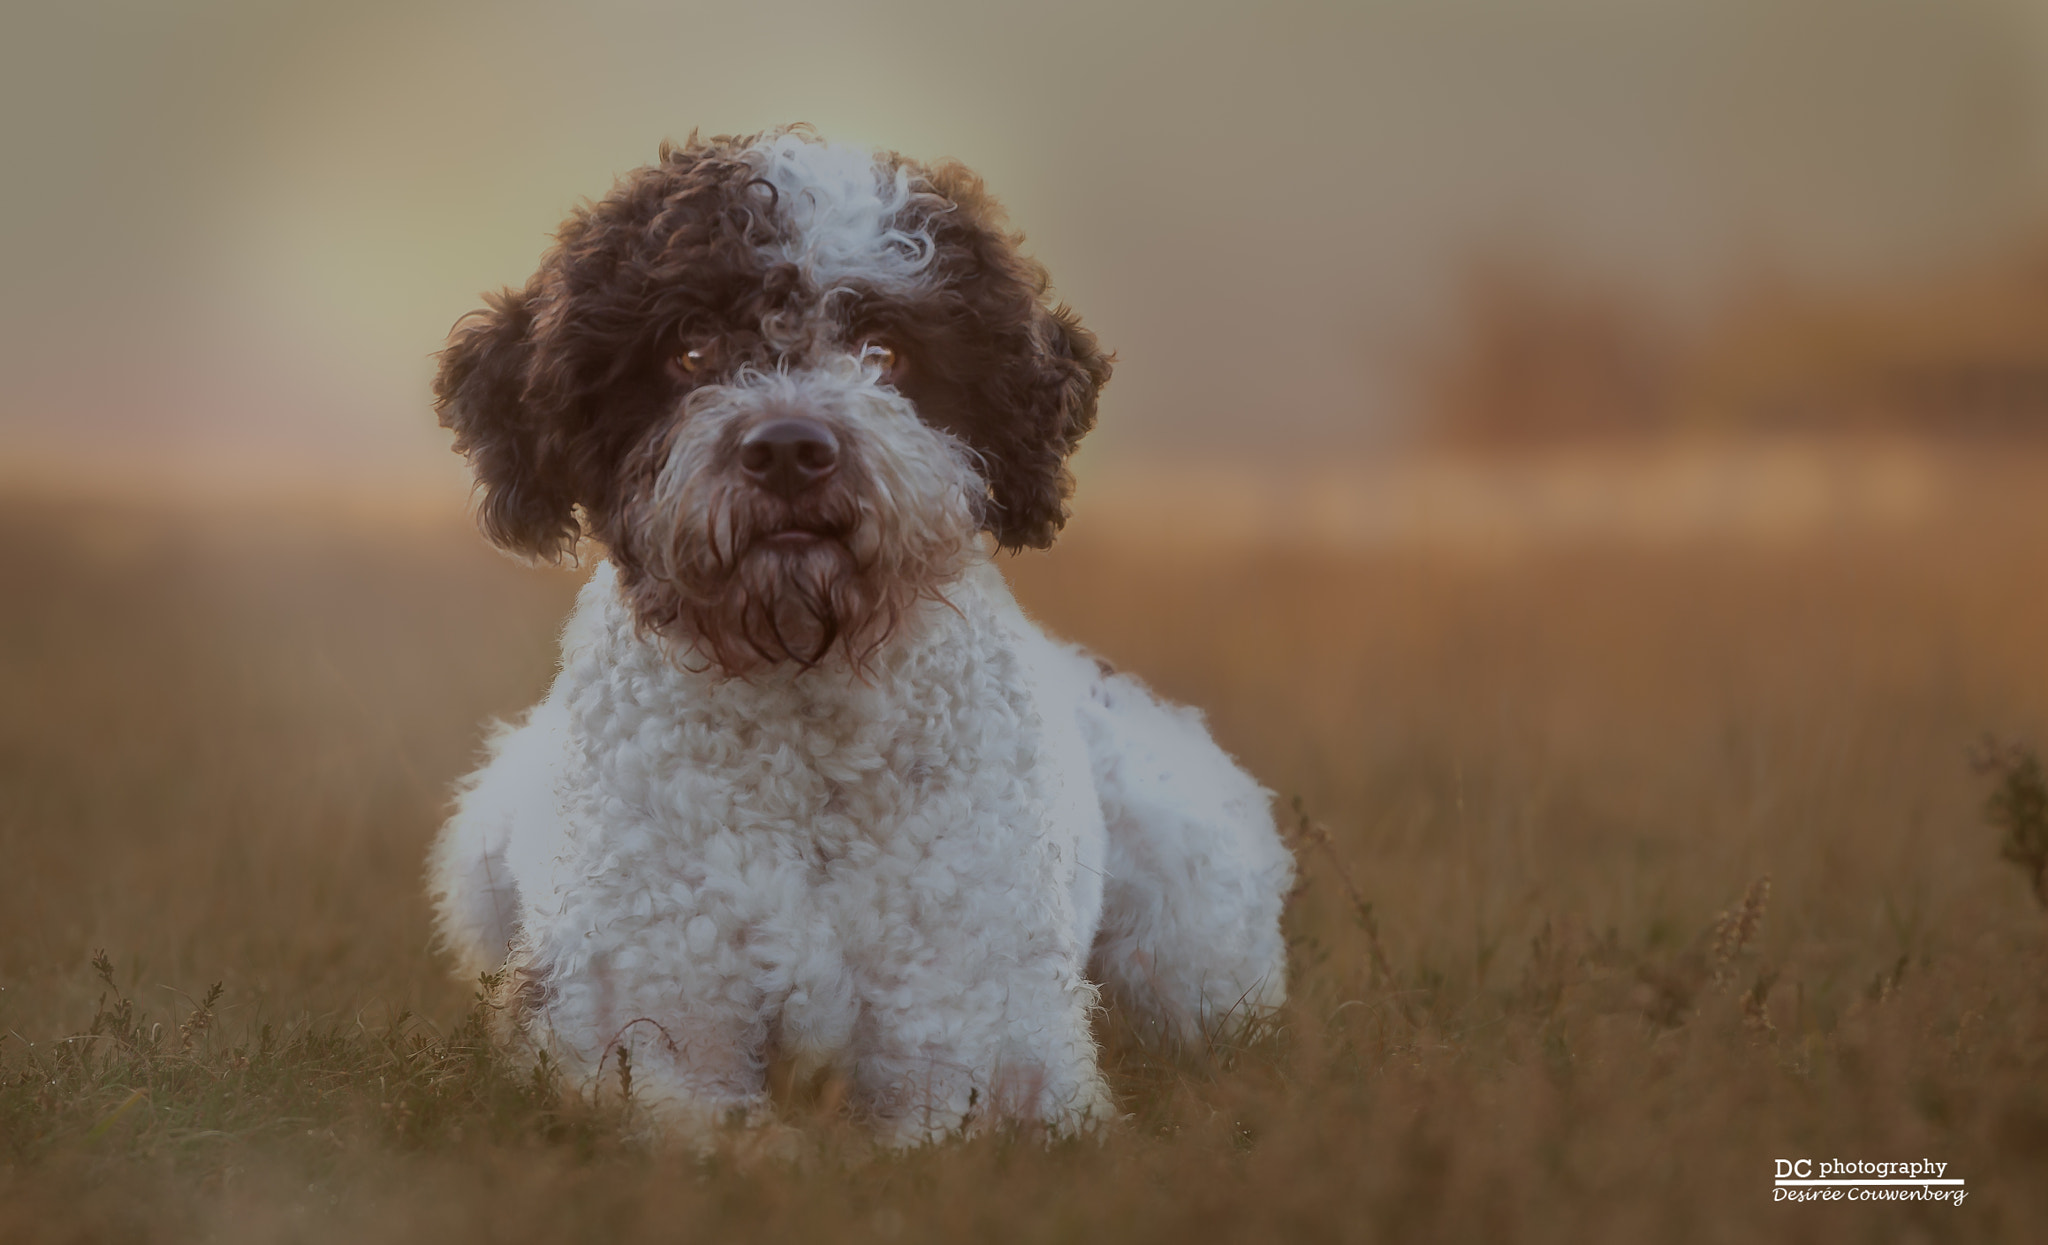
top-left (846, 917), bottom-right (1111, 1146)
top-left (519, 924), bottom-right (776, 1143)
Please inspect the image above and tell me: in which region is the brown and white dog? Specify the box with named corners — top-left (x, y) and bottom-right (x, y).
top-left (428, 128), bottom-right (1292, 1145)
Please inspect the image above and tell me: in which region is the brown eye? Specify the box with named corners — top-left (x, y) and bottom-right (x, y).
top-left (862, 341), bottom-right (902, 378)
top-left (671, 339), bottom-right (719, 380)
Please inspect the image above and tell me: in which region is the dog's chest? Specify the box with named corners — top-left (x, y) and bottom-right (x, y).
top-left (562, 584), bottom-right (1043, 862)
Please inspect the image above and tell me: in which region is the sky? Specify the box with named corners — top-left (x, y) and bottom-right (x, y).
top-left (5, 0), bottom-right (2048, 496)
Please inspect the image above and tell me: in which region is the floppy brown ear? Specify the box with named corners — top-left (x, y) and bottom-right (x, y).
top-left (985, 302), bottom-right (1113, 551)
top-left (433, 286), bottom-right (582, 563)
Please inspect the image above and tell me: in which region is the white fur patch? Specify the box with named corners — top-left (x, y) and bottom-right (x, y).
top-left (741, 132), bottom-right (937, 294)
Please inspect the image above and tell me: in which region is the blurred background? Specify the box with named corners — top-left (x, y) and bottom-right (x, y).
top-left (8, 9), bottom-right (2048, 1234)
top-left (8, 0), bottom-right (2048, 532)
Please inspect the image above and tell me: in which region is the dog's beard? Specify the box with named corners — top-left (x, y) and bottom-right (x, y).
top-left (693, 522), bottom-right (884, 671)
top-left (615, 477), bottom-right (946, 676)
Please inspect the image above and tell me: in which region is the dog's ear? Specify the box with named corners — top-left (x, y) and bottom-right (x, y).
top-left (909, 159), bottom-right (1113, 551)
top-left (984, 301), bottom-right (1113, 551)
top-left (433, 285), bottom-right (583, 563)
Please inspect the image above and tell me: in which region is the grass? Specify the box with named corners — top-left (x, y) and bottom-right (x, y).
top-left (2, 453), bottom-right (2047, 1242)
top-left (1973, 738), bottom-right (2048, 910)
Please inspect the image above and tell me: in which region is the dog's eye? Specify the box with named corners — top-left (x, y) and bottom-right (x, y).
top-left (672, 337), bottom-right (721, 379)
top-left (861, 341), bottom-right (904, 381)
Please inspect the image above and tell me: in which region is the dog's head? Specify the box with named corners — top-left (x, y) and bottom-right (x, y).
top-left (434, 128), bottom-right (1111, 673)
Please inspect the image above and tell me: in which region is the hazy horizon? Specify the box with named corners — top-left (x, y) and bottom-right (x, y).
top-left (7, 0), bottom-right (2048, 495)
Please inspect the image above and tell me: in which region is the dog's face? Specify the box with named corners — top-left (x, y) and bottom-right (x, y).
top-left (433, 129), bottom-right (1111, 672)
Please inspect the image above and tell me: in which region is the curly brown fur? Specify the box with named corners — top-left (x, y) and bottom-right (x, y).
top-left (851, 162), bottom-right (1113, 550)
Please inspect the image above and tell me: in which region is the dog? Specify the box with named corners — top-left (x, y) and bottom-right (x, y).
top-left (427, 127), bottom-right (1293, 1146)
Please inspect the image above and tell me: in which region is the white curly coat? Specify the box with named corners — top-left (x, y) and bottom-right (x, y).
top-left (432, 559), bottom-right (1290, 1144)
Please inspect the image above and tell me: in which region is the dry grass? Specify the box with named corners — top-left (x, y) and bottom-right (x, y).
top-left (4, 450), bottom-right (2047, 1242)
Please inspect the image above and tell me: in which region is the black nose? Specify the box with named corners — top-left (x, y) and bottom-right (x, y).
top-left (738, 418), bottom-right (840, 496)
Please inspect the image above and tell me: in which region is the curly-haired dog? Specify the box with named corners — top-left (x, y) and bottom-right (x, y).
top-left (427, 128), bottom-right (1293, 1145)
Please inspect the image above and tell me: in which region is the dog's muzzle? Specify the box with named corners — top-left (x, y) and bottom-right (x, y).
top-left (611, 363), bottom-right (987, 672)
top-left (737, 417), bottom-right (840, 499)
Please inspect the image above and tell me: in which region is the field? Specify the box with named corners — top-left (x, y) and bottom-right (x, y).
top-left (3, 442), bottom-right (2046, 1242)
